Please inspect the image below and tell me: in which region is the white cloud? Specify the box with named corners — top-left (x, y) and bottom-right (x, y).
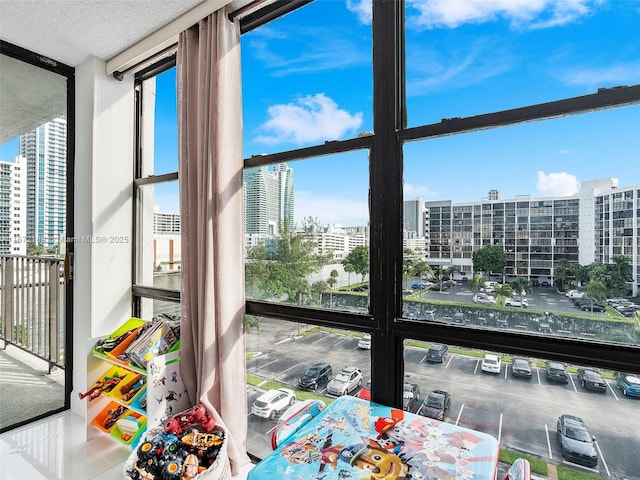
top-left (254, 94), bottom-right (363, 146)
top-left (404, 183), bottom-right (438, 197)
top-left (294, 190), bottom-right (369, 227)
top-left (536, 171), bottom-right (579, 197)
top-left (407, 0), bottom-right (600, 30)
top-left (557, 63), bottom-right (640, 89)
top-left (346, 0), bottom-right (372, 24)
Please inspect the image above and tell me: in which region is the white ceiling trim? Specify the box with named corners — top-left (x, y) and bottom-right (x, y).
top-left (105, 0), bottom-right (232, 76)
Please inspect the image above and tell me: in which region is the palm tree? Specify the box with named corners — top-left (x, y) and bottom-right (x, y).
top-left (343, 262), bottom-right (355, 287)
top-left (468, 273), bottom-right (486, 296)
top-left (328, 269), bottom-right (339, 305)
top-left (413, 261), bottom-right (432, 281)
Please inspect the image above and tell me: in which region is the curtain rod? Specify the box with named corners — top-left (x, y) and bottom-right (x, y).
top-left (110, 0), bottom-right (313, 80)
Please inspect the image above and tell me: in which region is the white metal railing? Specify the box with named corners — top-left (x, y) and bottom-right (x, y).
top-left (0, 255), bottom-right (65, 371)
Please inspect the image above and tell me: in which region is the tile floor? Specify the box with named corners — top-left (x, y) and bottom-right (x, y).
top-left (0, 410), bottom-right (254, 479)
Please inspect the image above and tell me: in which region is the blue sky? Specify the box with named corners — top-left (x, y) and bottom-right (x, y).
top-left (3, 0), bottom-right (639, 226)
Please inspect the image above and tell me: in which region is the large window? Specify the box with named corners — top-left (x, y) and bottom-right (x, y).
top-left (131, 2), bottom-right (640, 475)
top-left (241, 1), bottom-right (640, 477)
top-left (133, 64), bottom-right (181, 320)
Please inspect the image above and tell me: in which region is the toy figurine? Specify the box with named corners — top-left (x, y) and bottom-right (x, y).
top-left (78, 374), bottom-right (125, 400)
top-left (120, 373), bottom-right (145, 401)
top-left (163, 403), bottom-right (216, 436)
top-left (94, 328), bottom-right (137, 354)
top-left (180, 454), bottom-right (200, 479)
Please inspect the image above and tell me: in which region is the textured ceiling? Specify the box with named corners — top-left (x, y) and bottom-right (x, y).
top-left (0, 0), bottom-right (209, 67)
top-left (0, 0), bottom-right (260, 144)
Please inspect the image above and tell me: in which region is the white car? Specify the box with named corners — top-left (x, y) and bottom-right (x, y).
top-left (251, 388), bottom-right (296, 419)
top-left (473, 293), bottom-right (496, 305)
top-left (481, 354), bottom-right (502, 374)
top-left (504, 297), bottom-right (528, 308)
top-left (327, 367), bottom-right (363, 396)
top-left (566, 290), bottom-right (585, 299)
top-left (357, 334), bottom-right (371, 350)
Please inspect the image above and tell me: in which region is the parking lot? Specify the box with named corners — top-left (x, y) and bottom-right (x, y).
top-left (246, 323), bottom-right (640, 479)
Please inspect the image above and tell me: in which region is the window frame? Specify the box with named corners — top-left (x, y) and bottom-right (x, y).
top-left (243, 0), bottom-right (640, 415)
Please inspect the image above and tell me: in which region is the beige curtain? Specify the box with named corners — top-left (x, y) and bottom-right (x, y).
top-left (177, 7), bottom-right (250, 474)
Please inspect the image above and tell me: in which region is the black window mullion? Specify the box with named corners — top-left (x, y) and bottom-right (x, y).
top-left (369, 0), bottom-right (405, 410)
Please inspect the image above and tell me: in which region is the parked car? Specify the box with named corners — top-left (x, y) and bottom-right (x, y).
top-left (556, 414), bottom-right (598, 467)
top-left (357, 334), bottom-right (371, 350)
top-left (473, 293), bottom-right (496, 305)
top-left (576, 368), bottom-right (607, 392)
top-left (251, 388), bottom-right (296, 419)
top-left (511, 357), bottom-right (532, 379)
top-left (422, 310), bottom-right (436, 321)
top-left (617, 373), bottom-right (640, 397)
top-left (419, 390), bottom-right (451, 420)
top-left (403, 382), bottom-right (420, 411)
top-left (402, 289), bottom-right (414, 296)
top-left (452, 312), bottom-right (465, 324)
top-left (298, 363), bottom-right (332, 391)
top-left (504, 297), bottom-right (528, 308)
top-left (545, 361), bottom-right (569, 383)
top-left (481, 354), bottom-right (501, 374)
top-left (425, 343), bottom-right (448, 363)
top-left (411, 283), bottom-right (427, 290)
top-left (327, 367), bottom-right (363, 396)
top-left (566, 290), bottom-right (585, 299)
top-left (579, 300), bottom-right (606, 312)
top-left (356, 379), bottom-right (371, 400)
top-left (538, 323), bottom-right (552, 334)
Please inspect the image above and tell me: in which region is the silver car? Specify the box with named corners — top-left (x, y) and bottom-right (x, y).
top-left (327, 367), bottom-right (363, 396)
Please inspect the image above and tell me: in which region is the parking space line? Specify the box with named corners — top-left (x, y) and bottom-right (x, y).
top-left (332, 337), bottom-right (349, 347)
top-left (419, 354), bottom-right (427, 364)
top-left (265, 424), bottom-right (277, 436)
top-left (595, 441), bottom-right (611, 477)
top-left (497, 413), bottom-right (503, 444)
top-left (536, 367), bottom-right (542, 385)
top-left (474, 359), bottom-right (480, 374)
top-left (455, 404), bottom-right (464, 426)
top-left (569, 374), bottom-right (578, 392)
top-left (606, 381), bottom-right (619, 401)
top-left (272, 364), bottom-right (300, 379)
top-left (544, 423), bottom-right (553, 459)
top-left (445, 356), bottom-right (453, 368)
top-left (251, 359), bottom-right (278, 371)
top-left (504, 366), bottom-right (508, 380)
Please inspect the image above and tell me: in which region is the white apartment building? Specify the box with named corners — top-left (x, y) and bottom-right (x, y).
top-left (0, 155), bottom-right (27, 255)
top-left (19, 116), bottom-right (67, 248)
top-left (423, 178), bottom-right (639, 295)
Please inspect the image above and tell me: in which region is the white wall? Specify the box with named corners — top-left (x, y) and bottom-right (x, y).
top-left (72, 57), bottom-right (135, 420)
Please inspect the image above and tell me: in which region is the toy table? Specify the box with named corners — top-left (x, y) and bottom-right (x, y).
top-left (248, 395), bottom-right (499, 480)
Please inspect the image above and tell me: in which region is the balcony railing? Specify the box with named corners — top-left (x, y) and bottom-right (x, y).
top-left (0, 255), bottom-right (65, 372)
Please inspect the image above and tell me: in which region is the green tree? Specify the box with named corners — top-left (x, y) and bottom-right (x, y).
top-left (311, 280), bottom-right (328, 305)
top-left (472, 245), bottom-right (506, 279)
top-left (244, 232), bottom-right (327, 304)
top-left (343, 262), bottom-right (355, 287)
top-left (402, 258), bottom-right (415, 289)
top-left (511, 277), bottom-right (531, 297)
top-left (244, 315), bottom-right (261, 332)
top-left (344, 246), bottom-right (369, 284)
top-left (413, 260), bottom-right (432, 280)
top-left (327, 269), bottom-right (339, 304)
top-left (468, 273), bottom-right (486, 295)
top-left (585, 279), bottom-right (607, 313)
top-left (494, 283), bottom-right (513, 298)
top-left (609, 255), bottom-right (632, 296)
top-left (432, 265), bottom-right (445, 291)
top-left (554, 258), bottom-right (576, 291)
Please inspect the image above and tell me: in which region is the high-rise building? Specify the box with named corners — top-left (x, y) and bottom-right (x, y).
top-left (403, 197), bottom-right (424, 236)
top-left (244, 163), bottom-right (294, 236)
top-left (422, 178), bottom-right (639, 295)
top-left (0, 155), bottom-right (27, 255)
top-left (19, 116), bottom-right (67, 248)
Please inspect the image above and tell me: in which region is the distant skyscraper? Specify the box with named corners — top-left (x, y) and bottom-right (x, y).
top-left (403, 197), bottom-right (424, 236)
top-left (20, 116), bottom-right (67, 247)
top-left (244, 163), bottom-right (295, 235)
top-left (0, 155), bottom-right (27, 255)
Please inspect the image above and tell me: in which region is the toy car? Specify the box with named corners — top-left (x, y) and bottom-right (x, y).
top-left (103, 405), bottom-right (128, 429)
top-left (163, 403), bottom-right (216, 435)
